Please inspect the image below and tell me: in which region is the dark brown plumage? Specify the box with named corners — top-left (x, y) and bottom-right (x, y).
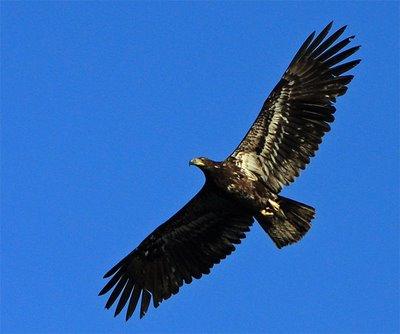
top-left (99, 22), bottom-right (360, 320)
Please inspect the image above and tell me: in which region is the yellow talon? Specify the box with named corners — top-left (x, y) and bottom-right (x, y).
top-left (261, 209), bottom-right (273, 216)
top-left (268, 199), bottom-right (280, 211)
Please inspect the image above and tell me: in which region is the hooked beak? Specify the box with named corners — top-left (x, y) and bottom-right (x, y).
top-left (189, 158), bottom-right (205, 167)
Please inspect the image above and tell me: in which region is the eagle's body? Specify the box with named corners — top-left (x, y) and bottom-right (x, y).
top-left (195, 158), bottom-right (275, 213)
top-left (99, 22), bottom-right (360, 320)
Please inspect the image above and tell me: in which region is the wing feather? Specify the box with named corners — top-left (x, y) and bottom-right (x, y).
top-left (126, 284), bottom-right (141, 320)
top-left (230, 23), bottom-right (360, 193)
top-left (99, 184), bottom-right (253, 320)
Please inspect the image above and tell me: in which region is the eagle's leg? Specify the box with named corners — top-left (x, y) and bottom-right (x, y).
top-left (260, 199), bottom-right (281, 217)
top-left (260, 199), bottom-right (279, 216)
top-left (268, 199), bottom-right (280, 211)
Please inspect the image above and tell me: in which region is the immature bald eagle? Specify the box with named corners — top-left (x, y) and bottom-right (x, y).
top-left (99, 22), bottom-right (360, 320)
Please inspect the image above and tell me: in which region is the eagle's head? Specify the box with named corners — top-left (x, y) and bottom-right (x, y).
top-left (189, 157), bottom-right (218, 172)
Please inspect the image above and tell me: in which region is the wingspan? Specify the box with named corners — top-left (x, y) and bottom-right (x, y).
top-left (230, 22), bottom-right (361, 193)
top-left (99, 184), bottom-right (253, 320)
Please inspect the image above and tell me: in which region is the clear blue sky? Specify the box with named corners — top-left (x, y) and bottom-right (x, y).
top-left (2, 2), bottom-right (399, 333)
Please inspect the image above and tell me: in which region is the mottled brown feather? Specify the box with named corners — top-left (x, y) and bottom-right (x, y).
top-left (230, 22), bottom-right (360, 193)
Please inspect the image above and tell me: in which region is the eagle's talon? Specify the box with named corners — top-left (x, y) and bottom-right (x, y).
top-left (261, 209), bottom-right (274, 216)
top-left (268, 199), bottom-right (280, 211)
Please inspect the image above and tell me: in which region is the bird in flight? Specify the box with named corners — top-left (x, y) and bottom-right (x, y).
top-left (99, 22), bottom-right (360, 320)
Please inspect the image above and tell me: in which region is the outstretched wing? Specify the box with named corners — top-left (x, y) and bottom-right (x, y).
top-left (229, 22), bottom-right (361, 193)
top-left (99, 184), bottom-right (253, 320)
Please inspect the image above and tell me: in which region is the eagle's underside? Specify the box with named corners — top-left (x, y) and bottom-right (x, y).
top-left (99, 22), bottom-right (360, 320)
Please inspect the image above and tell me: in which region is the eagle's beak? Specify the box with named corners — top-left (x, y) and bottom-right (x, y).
top-left (189, 158), bottom-right (205, 167)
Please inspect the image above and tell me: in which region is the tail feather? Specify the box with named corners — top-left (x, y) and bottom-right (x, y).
top-left (256, 196), bottom-right (315, 249)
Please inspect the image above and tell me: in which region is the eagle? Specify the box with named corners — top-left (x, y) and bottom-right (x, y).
top-left (99, 22), bottom-right (360, 320)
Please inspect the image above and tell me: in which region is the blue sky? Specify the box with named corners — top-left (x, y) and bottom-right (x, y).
top-left (2, 2), bottom-right (399, 333)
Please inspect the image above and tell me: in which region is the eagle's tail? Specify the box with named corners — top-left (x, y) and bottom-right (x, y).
top-left (255, 196), bottom-right (315, 249)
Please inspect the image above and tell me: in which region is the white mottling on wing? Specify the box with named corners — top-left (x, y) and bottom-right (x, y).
top-left (234, 152), bottom-right (262, 181)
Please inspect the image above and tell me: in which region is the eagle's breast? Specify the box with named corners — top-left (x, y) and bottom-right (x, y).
top-left (209, 161), bottom-right (270, 211)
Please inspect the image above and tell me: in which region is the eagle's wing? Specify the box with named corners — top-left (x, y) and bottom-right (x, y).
top-left (99, 184), bottom-right (253, 320)
top-left (229, 22), bottom-right (360, 193)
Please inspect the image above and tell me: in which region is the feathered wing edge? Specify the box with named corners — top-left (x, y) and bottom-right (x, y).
top-left (99, 186), bottom-right (254, 320)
